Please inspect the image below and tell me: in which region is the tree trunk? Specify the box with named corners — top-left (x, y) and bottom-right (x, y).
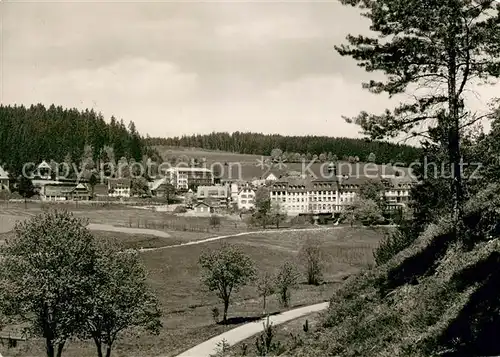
top-left (106, 345), bottom-right (112, 357)
top-left (56, 343), bottom-right (65, 357)
top-left (263, 295), bottom-right (267, 316)
top-left (283, 288), bottom-right (289, 308)
top-left (223, 299), bottom-right (229, 324)
top-left (446, 17), bottom-right (464, 237)
top-left (46, 339), bottom-right (55, 357)
top-left (94, 339), bottom-right (104, 357)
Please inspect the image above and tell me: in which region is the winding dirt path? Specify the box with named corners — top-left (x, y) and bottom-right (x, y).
top-left (86, 223), bottom-right (171, 238)
top-left (139, 226), bottom-right (343, 252)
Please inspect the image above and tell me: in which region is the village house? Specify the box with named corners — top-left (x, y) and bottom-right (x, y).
top-left (196, 185), bottom-right (228, 207)
top-left (36, 160), bottom-right (52, 179)
top-left (251, 172), bottom-right (280, 187)
top-left (149, 177), bottom-right (175, 198)
top-left (40, 182), bottom-right (90, 201)
top-left (236, 186), bottom-right (256, 211)
top-left (193, 201), bottom-right (215, 215)
top-left (164, 167), bottom-right (213, 191)
top-left (384, 177), bottom-right (413, 205)
top-left (108, 178), bottom-right (131, 198)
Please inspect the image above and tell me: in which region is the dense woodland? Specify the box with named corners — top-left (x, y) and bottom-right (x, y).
top-left (0, 104), bottom-right (158, 175)
top-left (146, 132), bottom-right (421, 164)
top-left (0, 104), bottom-right (421, 178)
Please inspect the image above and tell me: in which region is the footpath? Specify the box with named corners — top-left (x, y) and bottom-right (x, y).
top-left (174, 302), bottom-right (329, 357)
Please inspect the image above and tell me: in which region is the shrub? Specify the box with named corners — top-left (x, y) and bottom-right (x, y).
top-left (289, 333), bottom-right (303, 349)
top-left (210, 339), bottom-right (230, 357)
top-left (240, 343), bottom-right (248, 356)
top-left (373, 221), bottom-right (420, 266)
top-left (173, 205), bottom-right (187, 213)
top-left (212, 307), bottom-right (220, 324)
top-left (303, 319), bottom-right (309, 333)
top-left (199, 243), bottom-right (256, 323)
top-left (209, 215), bottom-right (221, 229)
top-left (255, 316), bottom-right (284, 356)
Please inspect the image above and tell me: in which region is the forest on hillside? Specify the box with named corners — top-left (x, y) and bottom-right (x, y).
top-left (146, 132), bottom-right (421, 165)
top-left (0, 104), bottom-right (160, 175)
top-left (0, 104), bottom-right (421, 177)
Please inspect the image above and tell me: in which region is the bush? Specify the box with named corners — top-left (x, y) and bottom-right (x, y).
top-left (209, 215), bottom-right (221, 229)
top-left (210, 339), bottom-right (230, 357)
top-left (240, 343), bottom-right (248, 356)
top-left (303, 319), bottom-right (309, 333)
top-left (373, 221), bottom-right (420, 266)
top-left (212, 307), bottom-right (220, 324)
top-left (255, 316), bottom-right (285, 356)
top-left (290, 215), bottom-right (313, 226)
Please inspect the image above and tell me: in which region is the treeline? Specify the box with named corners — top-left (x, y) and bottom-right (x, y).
top-left (0, 104), bottom-right (158, 175)
top-left (146, 132), bottom-right (421, 164)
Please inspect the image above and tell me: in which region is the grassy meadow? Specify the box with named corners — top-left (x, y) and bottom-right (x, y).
top-left (0, 202), bottom-right (248, 240)
top-left (154, 146), bottom-right (263, 164)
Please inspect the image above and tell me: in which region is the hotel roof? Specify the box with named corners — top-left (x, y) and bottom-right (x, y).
top-left (216, 161), bottom-right (414, 182)
top-left (166, 167), bottom-right (212, 172)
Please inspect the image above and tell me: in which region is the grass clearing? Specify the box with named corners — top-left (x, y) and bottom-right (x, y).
top-left (0, 203), bottom-right (248, 237)
top-left (154, 146), bottom-right (263, 164)
top-left (2, 226), bottom-right (387, 357)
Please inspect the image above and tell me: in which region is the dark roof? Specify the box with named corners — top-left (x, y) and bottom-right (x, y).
top-left (108, 178), bottom-right (131, 187)
top-left (195, 197), bottom-right (222, 207)
top-left (217, 164), bottom-right (288, 182)
top-left (310, 180), bottom-right (338, 191)
top-left (216, 161), bottom-right (414, 182)
top-left (271, 179), bottom-right (313, 191)
top-left (195, 201), bottom-right (212, 207)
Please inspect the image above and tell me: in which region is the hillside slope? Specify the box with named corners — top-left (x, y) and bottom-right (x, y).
top-left (147, 132), bottom-right (420, 165)
top-left (0, 104), bottom-right (154, 175)
top-left (289, 185), bottom-right (500, 357)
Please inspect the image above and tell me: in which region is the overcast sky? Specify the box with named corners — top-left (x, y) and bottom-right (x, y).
top-left (1, 0), bottom-right (499, 138)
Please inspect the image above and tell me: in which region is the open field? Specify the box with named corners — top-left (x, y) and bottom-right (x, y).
top-left (0, 203), bottom-right (249, 238)
top-left (2, 226), bottom-right (387, 357)
top-left (0, 229), bottom-right (212, 250)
